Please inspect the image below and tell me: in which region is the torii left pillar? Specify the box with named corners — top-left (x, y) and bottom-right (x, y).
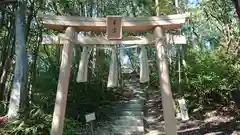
top-left (51, 27), bottom-right (75, 135)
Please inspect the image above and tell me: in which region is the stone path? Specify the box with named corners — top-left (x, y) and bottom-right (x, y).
top-left (108, 76), bottom-right (145, 135)
top-left (76, 74), bottom-right (240, 135)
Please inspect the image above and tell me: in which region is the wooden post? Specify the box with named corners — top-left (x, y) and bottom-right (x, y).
top-left (154, 26), bottom-right (177, 135)
top-left (50, 27), bottom-right (75, 135)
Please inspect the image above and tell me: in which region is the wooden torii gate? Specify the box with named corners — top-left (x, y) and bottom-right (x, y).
top-left (41, 13), bottom-right (189, 135)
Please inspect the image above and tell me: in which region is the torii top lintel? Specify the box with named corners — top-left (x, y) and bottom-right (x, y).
top-left (41, 13), bottom-right (190, 32)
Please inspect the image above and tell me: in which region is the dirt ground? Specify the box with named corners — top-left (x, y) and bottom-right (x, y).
top-left (176, 105), bottom-right (240, 135)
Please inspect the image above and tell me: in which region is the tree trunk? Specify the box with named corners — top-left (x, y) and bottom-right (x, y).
top-left (0, 43), bottom-right (14, 101)
top-left (7, 1), bottom-right (28, 120)
top-left (29, 42), bottom-right (40, 105)
top-left (0, 17), bottom-right (15, 101)
top-left (232, 0), bottom-right (240, 20)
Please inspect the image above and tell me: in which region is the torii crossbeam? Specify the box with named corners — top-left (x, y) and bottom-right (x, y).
top-left (42, 34), bottom-right (186, 45)
top-left (42, 13), bottom-right (189, 32)
top-left (41, 13), bottom-right (189, 135)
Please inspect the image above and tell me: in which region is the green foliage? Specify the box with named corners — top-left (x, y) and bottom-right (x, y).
top-left (1, 47), bottom-right (116, 134)
top-left (0, 107), bottom-right (83, 135)
top-left (183, 47), bottom-right (240, 111)
top-left (0, 108), bottom-right (51, 134)
top-left (149, 44), bottom-right (240, 111)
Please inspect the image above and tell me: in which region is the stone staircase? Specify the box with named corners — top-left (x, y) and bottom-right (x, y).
top-left (144, 87), bottom-right (165, 134)
top-left (77, 73), bottom-right (208, 135)
top-left (108, 74), bottom-right (145, 135)
top-left (106, 74), bottom-right (210, 135)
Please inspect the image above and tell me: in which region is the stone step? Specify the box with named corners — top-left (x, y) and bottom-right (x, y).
top-left (133, 95), bottom-right (145, 100)
top-left (145, 108), bottom-right (163, 114)
top-left (110, 110), bottom-right (144, 116)
top-left (146, 90), bottom-right (160, 94)
top-left (145, 121), bottom-right (165, 128)
top-left (133, 92), bottom-right (145, 96)
top-left (112, 126), bottom-right (144, 134)
top-left (146, 124), bottom-right (165, 130)
top-left (115, 101), bottom-right (143, 105)
top-left (126, 85), bottom-right (140, 89)
top-left (146, 94), bottom-right (161, 99)
top-left (144, 116), bottom-right (164, 124)
top-left (145, 98), bottom-right (162, 103)
top-left (124, 83), bottom-right (138, 87)
top-left (114, 108), bottom-right (143, 112)
top-left (113, 119), bottom-right (144, 126)
top-left (145, 100), bottom-right (160, 105)
top-left (144, 103), bottom-right (162, 109)
top-left (115, 92), bottom-right (145, 99)
top-left (145, 130), bottom-right (165, 135)
top-left (111, 99), bottom-right (144, 104)
top-left (146, 92), bottom-right (161, 96)
top-left (129, 79), bottom-right (139, 83)
top-left (110, 116), bottom-right (143, 120)
top-left (113, 103), bottom-right (143, 111)
top-left (144, 111), bottom-right (162, 117)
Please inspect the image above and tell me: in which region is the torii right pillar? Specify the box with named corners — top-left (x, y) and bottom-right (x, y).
top-left (154, 26), bottom-right (178, 135)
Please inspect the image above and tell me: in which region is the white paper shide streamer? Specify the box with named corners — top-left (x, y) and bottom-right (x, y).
top-left (119, 45), bottom-right (134, 73)
top-left (107, 47), bottom-right (118, 88)
top-left (77, 47), bottom-right (92, 82)
top-left (139, 46), bottom-right (149, 83)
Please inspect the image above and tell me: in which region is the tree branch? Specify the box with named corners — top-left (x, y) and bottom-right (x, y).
top-left (0, 6), bottom-right (15, 15)
top-left (0, 0), bottom-right (17, 5)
